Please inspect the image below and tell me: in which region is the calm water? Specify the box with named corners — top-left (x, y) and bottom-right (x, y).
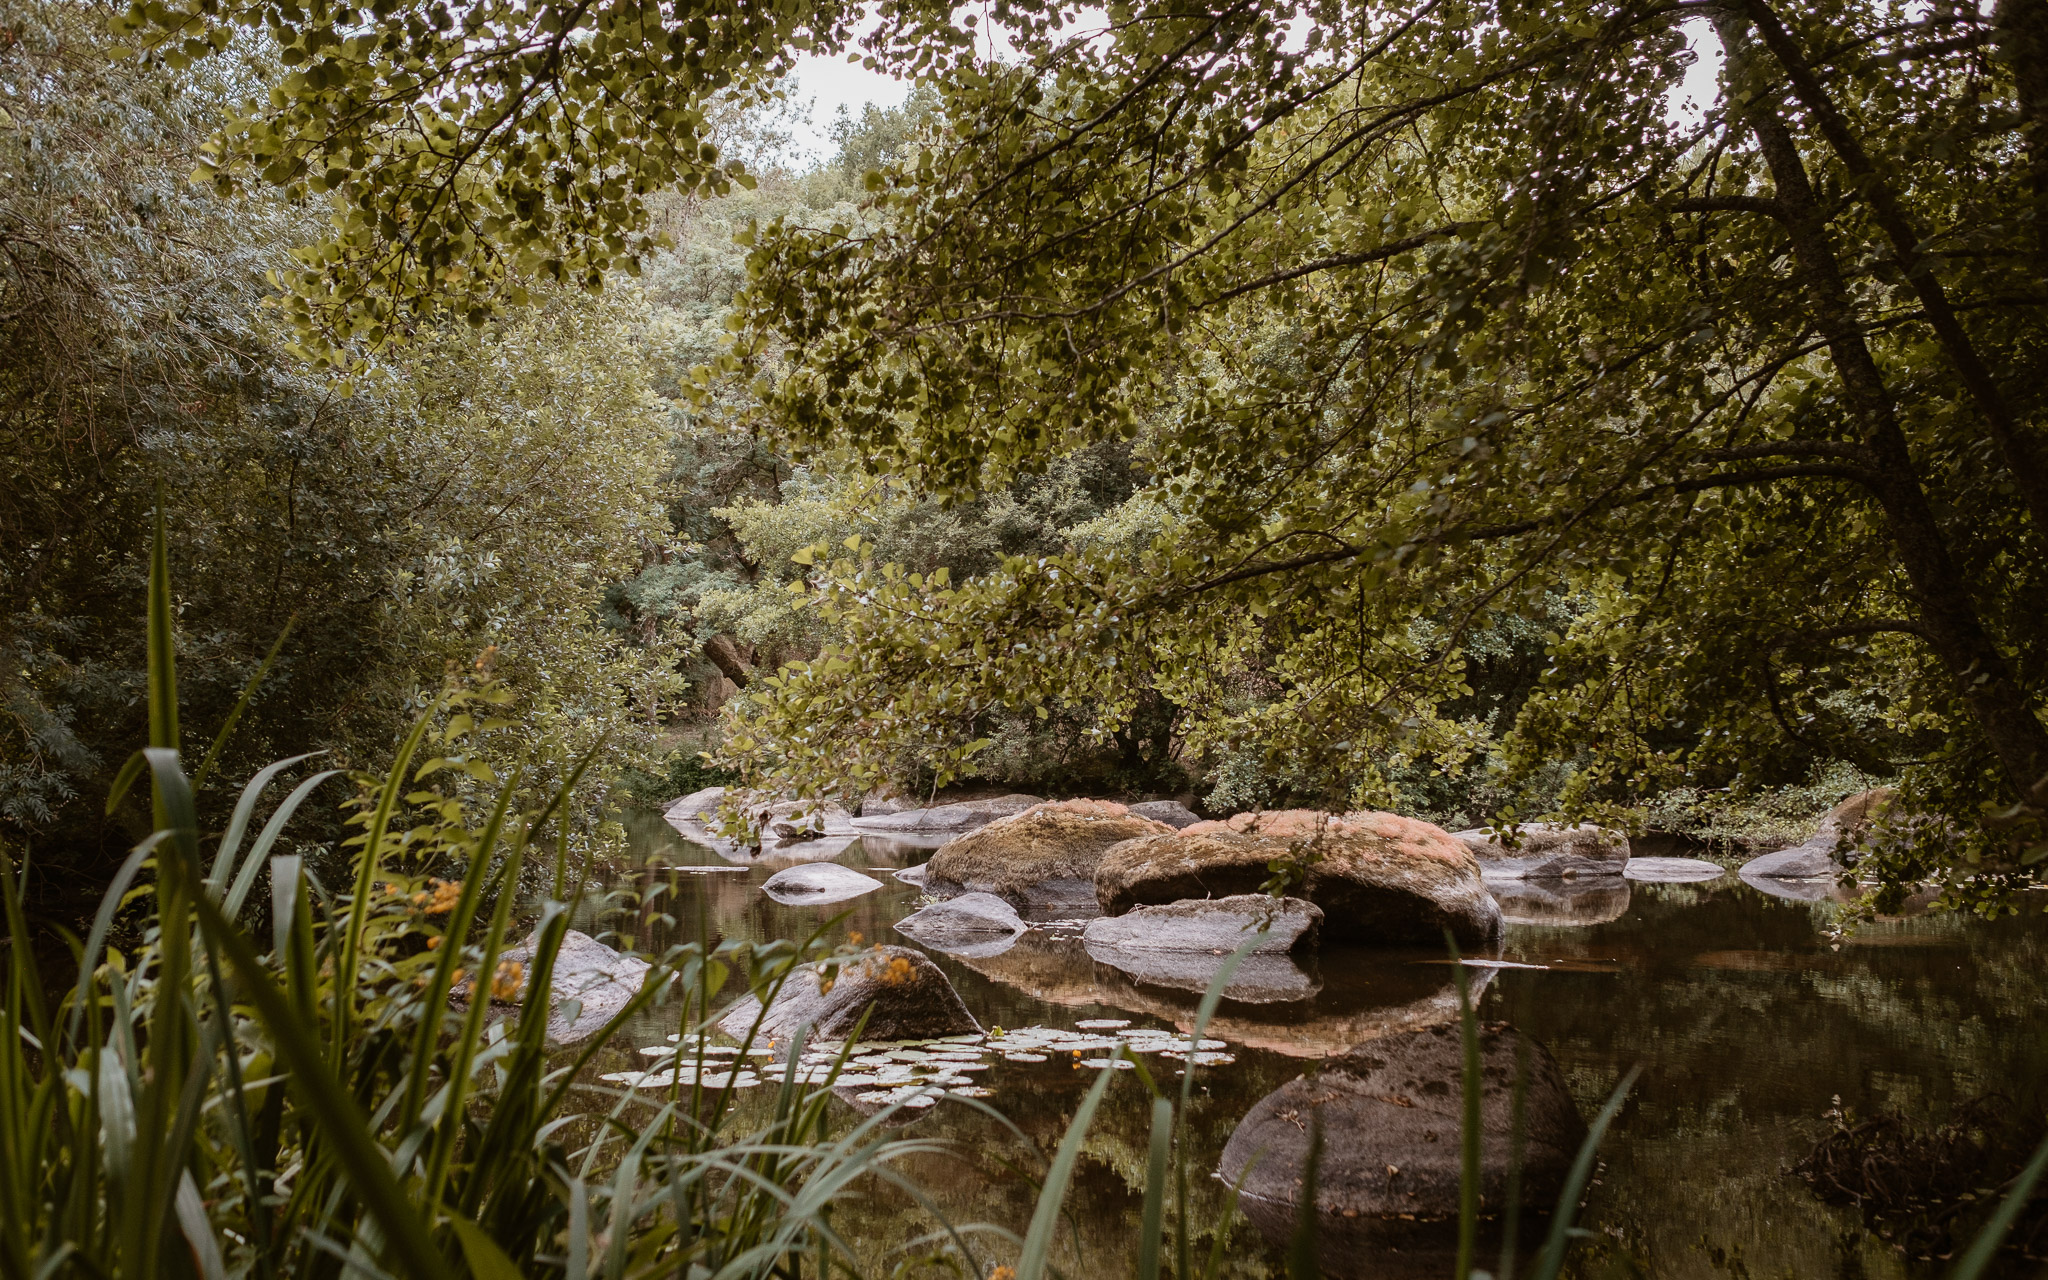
top-left (581, 812), bottom-right (2048, 1280)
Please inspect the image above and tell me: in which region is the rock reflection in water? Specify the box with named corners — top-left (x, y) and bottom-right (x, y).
top-left (854, 832), bottom-right (953, 864)
top-left (955, 931), bottom-right (1495, 1057)
top-left (1222, 1022), bottom-right (1583, 1280)
top-left (1489, 876), bottom-right (1630, 926)
top-left (1081, 939), bottom-right (1320, 1003)
top-left (1737, 864), bottom-right (1860, 902)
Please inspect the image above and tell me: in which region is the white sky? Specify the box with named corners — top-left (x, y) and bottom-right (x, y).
top-left (788, 50), bottom-right (910, 159)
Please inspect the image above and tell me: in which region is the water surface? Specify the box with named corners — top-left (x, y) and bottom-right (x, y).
top-left (588, 812), bottom-right (2048, 1279)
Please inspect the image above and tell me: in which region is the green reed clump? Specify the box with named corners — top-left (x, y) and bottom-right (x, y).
top-left (0, 509), bottom-right (968, 1280)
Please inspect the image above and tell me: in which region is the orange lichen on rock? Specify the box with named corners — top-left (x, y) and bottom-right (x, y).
top-left (1013, 798), bottom-right (1133, 821)
top-left (1182, 809), bottom-right (1468, 864)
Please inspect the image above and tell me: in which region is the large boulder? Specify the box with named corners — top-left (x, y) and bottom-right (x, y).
top-left (924, 800), bottom-right (1176, 915)
top-left (1220, 1023), bottom-right (1583, 1223)
top-left (760, 863), bottom-right (884, 905)
top-left (1127, 799), bottom-right (1203, 830)
top-left (850, 793), bottom-right (1044, 834)
top-left (1095, 810), bottom-right (1502, 947)
top-left (1741, 787), bottom-right (1896, 886)
top-left (488, 929), bottom-right (650, 1046)
top-left (1817, 787), bottom-right (1896, 849)
top-left (717, 945), bottom-right (981, 1046)
top-left (664, 786), bottom-right (726, 825)
top-left (1452, 822), bottom-right (1630, 880)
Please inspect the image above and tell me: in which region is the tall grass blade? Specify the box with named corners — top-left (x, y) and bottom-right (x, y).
top-left (147, 494), bottom-right (178, 761)
top-left (1454, 947), bottom-right (1482, 1280)
top-left (1945, 1132), bottom-right (2048, 1280)
top-left (1286, 1114), bottom-right (1323, 1280)
top-left (1529, 1065), bottom-right (1640, 1280)
top-left (1016, 1059), bottom-right (1119, 1280)
top-left (1136, 1096), bottom-right (1173, 1280)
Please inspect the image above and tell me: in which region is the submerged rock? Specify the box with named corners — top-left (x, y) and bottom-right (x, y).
top-left (490, 928), bottom-right (650, 1046)
top-left (1623, 856), bottom-right (1728, 883)
top-left (925, 800), bottom-right (1175, 915)
top-left (1081, 895), bottom-right (1323, 1003)
top-left (1127, 799), bottom-right (1203, 830)
top-left (1220, 1023), bottom-right (1583, 1223)
top-left (1453, 822), bottom-right (1630, 880)
top-left (718, 945), bottom-right (981, 1046)
top-left (1096, 811), bottom-right (1502, 947)
top-left (894, 893), bottom-right (1029, 958)
top-left (760, 863), bottom-right (884, 905)
top-left (850, 793), bottom-right (1043, 834)
top-left (1489, 877), bottom-right (1631, 926)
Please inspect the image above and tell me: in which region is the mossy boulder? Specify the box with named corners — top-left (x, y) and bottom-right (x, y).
top-left (1095, 809), bottom-right (1502, 947)
top-left (924, 800), bottom-right (1176, 916)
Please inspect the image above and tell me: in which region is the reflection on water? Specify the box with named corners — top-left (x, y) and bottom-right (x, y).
top-left (597, 811), bottom-right (2048, 1279)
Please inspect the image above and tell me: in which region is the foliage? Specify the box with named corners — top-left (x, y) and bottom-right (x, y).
top-left (1, 0), bottom-right (687, 885)
top-left (97, 0), bottom-right (2048, 899)
top-left (711, 0), bottom-right (2048, 907)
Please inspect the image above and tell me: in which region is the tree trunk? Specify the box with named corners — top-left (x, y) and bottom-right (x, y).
top-left (1742, 0), bottom-right (2048, 544)
top-left (1716, 8), bottom-right (2048, 800)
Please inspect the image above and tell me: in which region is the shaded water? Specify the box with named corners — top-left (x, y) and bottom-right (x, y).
top-left (586, 812), bottom-right (2048, 1279)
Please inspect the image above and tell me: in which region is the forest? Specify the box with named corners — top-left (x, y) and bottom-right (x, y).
top-left (2, 0), bottom-right (2046, 1275)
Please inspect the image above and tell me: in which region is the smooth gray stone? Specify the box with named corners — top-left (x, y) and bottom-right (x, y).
top-left (718, 945), bottom-right (980, 1045)
top-left (849, 793), bottom-right (1043, 833)
top-left (893, 862), bottom-right (929, 886)
top-left (664, 786), bottom-right (725, 826)
top-left (895, 892), bottom-right (1028, 940)
top-left (1127, 800), bottom-right (1203, 829)
top-left (491, 929), bottom-right (649, 1046)
top-left (1740, 845), bottom-right (1844, 879)
top-left (1081, 894), bottom-right (1320, 953)
top-left (761, 863), bottom-right (883, 905)
top-left (1623, 856), bottom-right (1729, 883)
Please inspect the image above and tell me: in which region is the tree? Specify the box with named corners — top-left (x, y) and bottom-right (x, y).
top-left (135, 0), bottom-right (2048, 905)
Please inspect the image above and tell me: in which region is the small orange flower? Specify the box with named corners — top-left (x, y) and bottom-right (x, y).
top-left (879, 956), bottom-right (914, 987)
top-left (418, 879), bottom-right (462, 915)
top-left (426, 936), bottom-right (442, 950)
top-left (990, 1269), bottom-right (1016, 1280)
top-left (847, 930), bottom-right (863, 946)
top-left (490, 960), bottom-right (525, 1001)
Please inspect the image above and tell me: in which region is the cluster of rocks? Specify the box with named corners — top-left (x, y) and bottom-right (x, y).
top-left (879, 800), bottom-right (1507, 1004)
